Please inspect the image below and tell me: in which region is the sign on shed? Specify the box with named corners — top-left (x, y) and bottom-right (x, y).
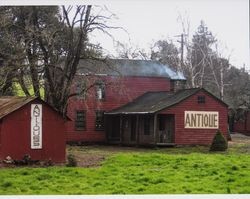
top-left (0, 96), bottom-right (66, 163)
top-left (31, 104), bottom-right (42, 149)
top-left (184, 111), bottom-right (219, 129)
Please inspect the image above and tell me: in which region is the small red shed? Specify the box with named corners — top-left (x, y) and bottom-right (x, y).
top-left (0, 96), bottom-right (66, 163)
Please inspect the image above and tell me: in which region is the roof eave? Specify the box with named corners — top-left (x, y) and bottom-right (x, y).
top-left (0, 97), bottom-right (38, 120)
top-left (105, 111), bottom-right (155, 115)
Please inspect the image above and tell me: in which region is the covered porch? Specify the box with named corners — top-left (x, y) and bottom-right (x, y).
top-left (105, 89), bottom-right (202, 146)
top-left (105, 113), bottom-right (175, 146)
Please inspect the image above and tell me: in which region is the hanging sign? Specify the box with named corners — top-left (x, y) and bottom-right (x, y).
top-left (184, 111), bottom-right (219, 129)
top-left (31, 104), bottom-right (42, 149)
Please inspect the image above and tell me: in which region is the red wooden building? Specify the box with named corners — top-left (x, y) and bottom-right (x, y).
top-left (233, 109), bottom-right (250, 135)
top-left (0, 96), bottom-right (66, 163)
top-left (106, 88), bottom-right (229, 145)
top-left (66, 59), bottom-right (229, 145)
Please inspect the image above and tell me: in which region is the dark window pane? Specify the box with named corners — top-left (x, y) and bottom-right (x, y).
top-left (75, 111), bottom-right (86, 130)
top-left (197, 96), bottom-right (205, 103)
top-left (95, 110), bottom-right (104, 131)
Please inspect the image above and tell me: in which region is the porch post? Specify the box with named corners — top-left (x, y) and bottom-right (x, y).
top-left (104, 114), bottom-right (109, 142)
top-left (136, 115), bottom-right (139, 145)
top-left (153, 114), bottom-right (157, 145)
top-left (119, 115), bottom-right (123, 143)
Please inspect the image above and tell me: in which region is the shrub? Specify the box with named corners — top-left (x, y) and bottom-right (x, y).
top-left (23, 154), bottom-right (31, 164)
top-left (66, 154), bottom-right (77, 167)
top-left (210, 130), bottom-right (228, 151)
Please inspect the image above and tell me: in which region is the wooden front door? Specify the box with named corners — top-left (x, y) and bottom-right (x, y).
top-left (111, 116), bottom-right (121, 139)
top-left (106, 115), bottom-right (120, 141)
top-left (158, 114), bottom-right (175, 143)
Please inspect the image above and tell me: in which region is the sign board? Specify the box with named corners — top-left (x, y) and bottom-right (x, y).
top-left (184, 111), bottom-right (219, 129)
top-left (31, 104), bottom-right (42, 149)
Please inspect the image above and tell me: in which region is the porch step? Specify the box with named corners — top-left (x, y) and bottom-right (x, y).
top-left (156, 143), bottom-right (175, 147)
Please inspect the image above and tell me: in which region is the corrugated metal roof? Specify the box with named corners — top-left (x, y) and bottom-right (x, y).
top-left (106, 88), bottom-right (218, 115)
top-left (77, 59), bottom-right (186, 80)
top-left (0, 96), bottom-right (37, 119)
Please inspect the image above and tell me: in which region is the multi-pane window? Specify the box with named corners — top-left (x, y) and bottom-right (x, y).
top-left (95, 110), bottom-right (105, 131)
top-left (197, 96), bottom-right (206, 104)
top-left (75, 111), bottom-right (86, 130)
top-left (144, 116), bottom-right (151, 135)
top-left (96, 81), bottom-right (105, 100)
top-left (76, 82), bottom-right (86, 99)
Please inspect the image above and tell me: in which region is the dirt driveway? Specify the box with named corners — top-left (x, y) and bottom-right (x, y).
top-left (228, 133), bottom-right (250, 153)
top-left (230, 133), bottom-right (250, 145)
top-left (1, 133), bottom-right (248, 168)
top-left (66, 133), bottom-right (250, 167)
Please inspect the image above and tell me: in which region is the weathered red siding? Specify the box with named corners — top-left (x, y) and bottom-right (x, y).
top-left (0, 120), bottom-right (2, 158)
top-left (159, 90), bottom-right (228, 145)
top-left (0, 99), bottom-right (65, 163)
top-left (234, 112), bottom-right (250, 135)
top-left (66, 76), bottom-right (171, 142)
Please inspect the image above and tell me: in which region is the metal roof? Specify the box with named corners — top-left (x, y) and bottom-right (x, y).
top-left (0, 96), bottom-right (37, 119)
top-left (77, 59), bottom-right (186, 80)
top-left (106, 88), bottom-right (228, 115)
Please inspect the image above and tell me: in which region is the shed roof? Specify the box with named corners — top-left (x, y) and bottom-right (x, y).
top-left (106, 88), bottom-right (228, 115)
top-left (0, 96), bottom-right (37, 119)
top-left (77, 59), bottom-right (185, 80)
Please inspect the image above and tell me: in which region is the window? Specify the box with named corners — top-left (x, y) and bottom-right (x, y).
top-left (75, 82), bottom-right (86, 99)
top-left (197, 96), bottom-right (205, 103)
top-left (75, 111), bottom-right (86, 130)
top-left (144, 116), bottom-right (151, 135)
top-left (95, 110), bottom-right (105, 131)
top-left (96, 81), bottom-right (105, 100)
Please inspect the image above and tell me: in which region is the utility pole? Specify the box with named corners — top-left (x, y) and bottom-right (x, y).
top-left (175, 33), bottom-right (187, 66)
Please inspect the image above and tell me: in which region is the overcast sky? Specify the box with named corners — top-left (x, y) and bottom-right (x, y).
top-left (2, 0), bottom-right (250, 69)
top-left (89, 0), bottom-right (249, 69)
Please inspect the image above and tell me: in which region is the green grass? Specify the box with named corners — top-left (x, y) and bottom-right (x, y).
top-left (13, 82), bottom-right (44, 99)
top-left (0, 150), bottom-right (249, 194)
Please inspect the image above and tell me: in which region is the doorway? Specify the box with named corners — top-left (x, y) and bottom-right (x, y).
top-left (158, 114), bottom-right (175, 143)
top-left (106, 115), bottom-right (120, 141)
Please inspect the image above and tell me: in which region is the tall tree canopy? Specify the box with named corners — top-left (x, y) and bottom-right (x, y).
top-left (149, 20), bottom-right (250, 112)
top-left (189, 20), bottom-right (216, 87)
top-left (150, 40), bottom-right (180, 71)
top-left (0, 6), bottom-right (112, 116)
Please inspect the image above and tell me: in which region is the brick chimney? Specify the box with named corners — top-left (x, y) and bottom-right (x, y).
top-left (170, 80), bottom-right (186, 92)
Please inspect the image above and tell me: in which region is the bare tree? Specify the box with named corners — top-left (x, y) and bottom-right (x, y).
top-left (0, 6), bottom-right (116, 117)
top-left (115, 41), bottom-right (149, 60)
top-left (206, 45), bottom-right (231, 100)
top-left (177, 14), bottom-right (199, 87)
top-left (177, 16), bottom-right (220, 89)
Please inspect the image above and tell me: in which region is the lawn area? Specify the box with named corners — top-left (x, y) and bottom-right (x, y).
top-left (0, 134), bottom-right (249, 194)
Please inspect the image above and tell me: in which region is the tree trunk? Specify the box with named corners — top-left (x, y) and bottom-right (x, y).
top-left (220, 66), bottom-right (224, 100)
top-left (18, 70), bottom-right (31, 96)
